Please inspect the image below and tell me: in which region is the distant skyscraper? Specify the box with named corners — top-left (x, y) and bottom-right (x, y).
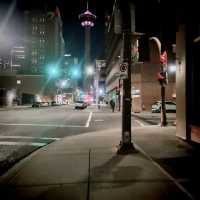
top-left (46, 7), bottom-right (65, 67)
top-left (10, 46), bottom-right (25, 72)
top-left (79, 2), bottom-right (96, 93)
top-left (24, 6), bottom-right (65, 74)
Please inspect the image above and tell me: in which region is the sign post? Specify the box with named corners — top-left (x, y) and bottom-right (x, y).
top-left (117, 0), bottom-right (135, 154)
top-left (159, 51), bottom-right (168, 126)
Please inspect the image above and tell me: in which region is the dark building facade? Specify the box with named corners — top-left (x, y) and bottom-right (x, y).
top-left (0, 6), bottom-right (65, 106)
top-left (23, 7), bottom-right (65, 74)
top-left (176, 2), bottom-right (200, 143)
top-left (104, 1), bottom-right (175, 112)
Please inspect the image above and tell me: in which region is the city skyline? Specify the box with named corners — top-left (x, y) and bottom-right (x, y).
top-left (0, 0), bottom-right (114, 60)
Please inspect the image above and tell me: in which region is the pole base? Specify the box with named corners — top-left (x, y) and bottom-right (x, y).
top-left (117, 142), bottom-right (137, 154)
top-left (160, 121), bottom-right (168, 127)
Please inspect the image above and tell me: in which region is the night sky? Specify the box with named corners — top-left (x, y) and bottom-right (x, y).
top-left (0, 0), bottom-right (176, 60)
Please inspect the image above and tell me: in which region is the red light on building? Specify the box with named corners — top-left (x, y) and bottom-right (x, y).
top-left (84, 95), bottom-right (93, 105)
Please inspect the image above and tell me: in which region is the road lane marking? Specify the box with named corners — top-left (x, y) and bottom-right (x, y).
top-left (135, 120), bottom-right (145, 127)
top-left (141, 125), bottom-right (160, 128)
top-left (94, 119), bottom-right (104, 122)
top-left (85, 112), bottom-right (93, 127)
top-left (0, 136), bottom-right (60, 140)
top-left (0, 141), bottom-right (46, 147)
top-left (0, 123), bottom-right (84, 128)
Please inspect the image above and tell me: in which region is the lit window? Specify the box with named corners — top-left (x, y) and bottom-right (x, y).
top-left (31, 58), bottom-right (37, 64)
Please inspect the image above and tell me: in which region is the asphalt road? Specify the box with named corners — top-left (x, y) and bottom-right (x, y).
top-left (0, 104), bottom-right (175, 175)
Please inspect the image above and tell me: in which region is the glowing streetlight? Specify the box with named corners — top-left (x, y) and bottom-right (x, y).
top-left (47, 64), bottom-right (60, 78)
top-left (99, 88), bottom-right (104, 95)
top-left (168, 65), bottom-right (176, 73)
top-left (71, 68), bottom-right (81, 79)
top-left (86, 66), bottom-right (94, 75)
top-left (60, 80), bottom-right (67, 88)
top-left (64, 54), bottom-right (71, 57)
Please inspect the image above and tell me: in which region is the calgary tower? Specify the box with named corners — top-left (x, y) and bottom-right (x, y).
top-left (79, 2), bottom-right (96, 94)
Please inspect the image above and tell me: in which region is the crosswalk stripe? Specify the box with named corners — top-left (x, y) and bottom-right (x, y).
top-left (94, 119), bottom-right (104, 122)
top-left (135, 120), bottom-right (145, 127)
top-left (0, 136), bottom-right (60, 140)
top-left (0, 141), bottom-right (47, 147)
top-left (85, 112), bottom-right (93, 127)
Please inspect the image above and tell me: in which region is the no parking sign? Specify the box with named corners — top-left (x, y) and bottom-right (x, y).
top-left (120, 62), bottom-right (128, 79)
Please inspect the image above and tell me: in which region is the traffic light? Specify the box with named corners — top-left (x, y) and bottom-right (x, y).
top-left (46, 64), bottom-right (60, 78)
top-left (70, 65), bottom-right (81, 79)
top-left (71, 68), bottom-right (80, 79)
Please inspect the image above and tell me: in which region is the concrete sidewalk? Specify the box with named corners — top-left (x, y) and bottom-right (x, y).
top-left (0, 126), bottom-right (199, 199)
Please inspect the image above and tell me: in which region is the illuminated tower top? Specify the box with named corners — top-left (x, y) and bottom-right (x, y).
top-left (79, 2), bottom-right (96, 27)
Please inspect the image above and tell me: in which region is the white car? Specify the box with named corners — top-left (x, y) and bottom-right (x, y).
top-left (74, 101), bottom-right (87, 109)
top-left (152, 101), bottom-right (176, 113)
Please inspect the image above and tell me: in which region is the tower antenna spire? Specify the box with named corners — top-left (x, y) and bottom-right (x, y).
top-left (87, 1), bottom-right (89, 10)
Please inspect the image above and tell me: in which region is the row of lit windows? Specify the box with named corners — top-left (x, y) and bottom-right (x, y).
top-left (32, 30), bottom-right (46, 35)
top-left (31, 51), bottom-right (37, 56)
top-left (31, 38), bottom-right (46, 44)
top-left (31, 59), bottom-right (37, 64)
top-left (31, 53), bottom-right (45, 59)
top-left (32, 25), bottom-right (38, 31)
top-left (31, 57), bottom-right (45, 65)
top-left (32, 17), bottom-right (45, 23)
top-left (40, 38), bottom-right (45, 43)
top-left (32, 25), bottom-right (46, 35)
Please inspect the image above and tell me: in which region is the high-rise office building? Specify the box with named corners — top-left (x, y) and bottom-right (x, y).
top-left (10, 46), bottom-right (25, 72)
top-left (23, 6), bottom-right (65, 74)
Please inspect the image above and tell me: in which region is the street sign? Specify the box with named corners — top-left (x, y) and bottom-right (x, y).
top-left (120, 62), bottom-right (128, 79)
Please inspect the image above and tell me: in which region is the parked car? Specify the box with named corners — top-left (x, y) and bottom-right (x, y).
top-left (32, 101), bottom-right (49, 108)
top-left (74, 101), bottom-right (87, 109)
top-left (51, 101), bottom-right (60, 106)
top-left (151, 101), bottom-right (176, 113)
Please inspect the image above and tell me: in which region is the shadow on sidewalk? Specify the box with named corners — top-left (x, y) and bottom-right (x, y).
top-left (90, 153), bottom-right (142, 185)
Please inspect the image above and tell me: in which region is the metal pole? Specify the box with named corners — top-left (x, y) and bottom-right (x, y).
top-left (118, 78), bottom-right (121, 111)
top-left (160, 64), bottom-right (167, 126)
top-left (10, 50), bottom-right (13, 72)
top-left (149, 37), bottom-right (167, 126)
top-left (117, 0), bottom-right (135, 154)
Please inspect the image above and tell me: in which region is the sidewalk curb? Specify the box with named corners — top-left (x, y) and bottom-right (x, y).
top-left (0, 146), bottom-right (45, 184)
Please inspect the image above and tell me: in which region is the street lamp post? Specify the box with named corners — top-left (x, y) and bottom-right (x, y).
top-left (118, 78), bottom-right (121, 111)
top-left (95, 60), bottom-right (106, 107)
top-left (117, 0), bottom-right (135, 154)
top-left (10, 50), bottom-right (13, 72)
top-left (149, 37), bottom-right (167, 126)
